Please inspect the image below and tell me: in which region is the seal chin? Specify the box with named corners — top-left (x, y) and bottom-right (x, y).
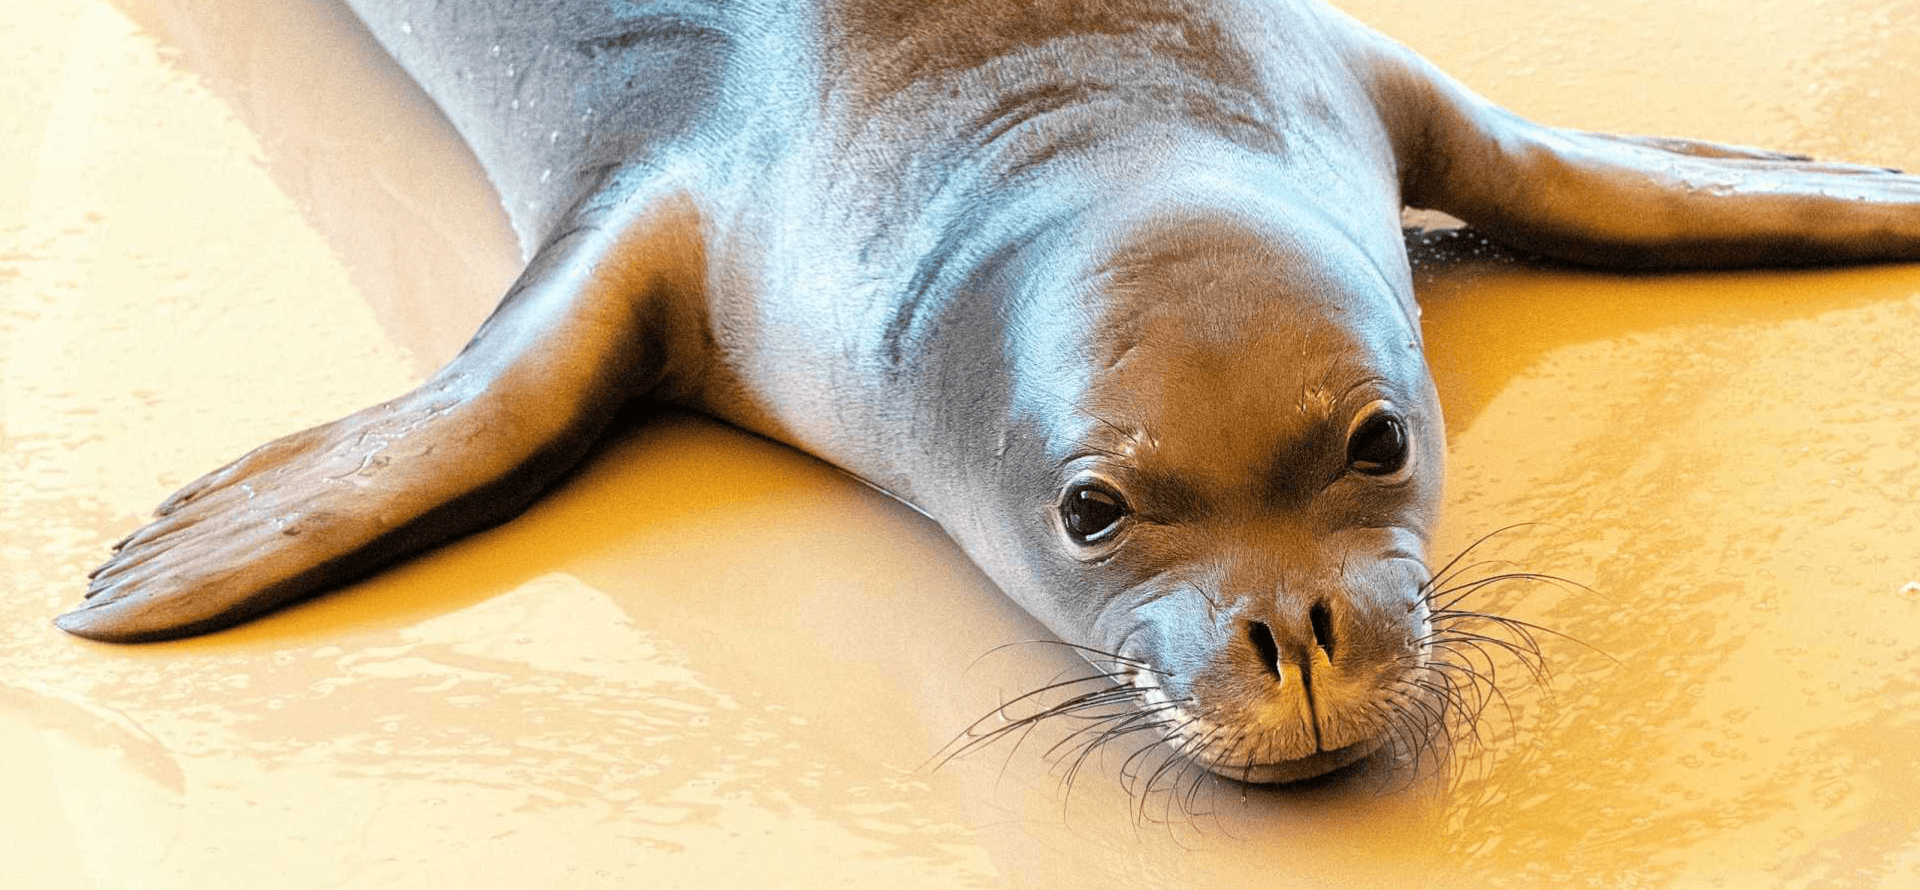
top-left (1130, 669), bottom-right (1398, 785)
top-left (1195, 738), bottom-right (1382, 784)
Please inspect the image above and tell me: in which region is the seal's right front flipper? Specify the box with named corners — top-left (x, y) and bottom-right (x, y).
top-left (59, 189), bottom-right (707, 643)
top-left (1365, 39), bottom-right (1920, 270)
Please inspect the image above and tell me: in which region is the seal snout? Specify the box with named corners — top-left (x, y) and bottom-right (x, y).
top-left (1131, 575), bottom-right (1431, 783)
top-left (1244, 599), bottom-right (1338, 682)
top-left (1245, 607), bottom-right (1339, 754)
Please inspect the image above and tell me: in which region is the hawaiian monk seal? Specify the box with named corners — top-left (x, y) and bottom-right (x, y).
top-left (59, 0), bottom-right (1920, 785)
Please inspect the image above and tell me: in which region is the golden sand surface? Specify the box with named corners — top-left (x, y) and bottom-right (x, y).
top-left (3, 1), bottom-right (1916, 887)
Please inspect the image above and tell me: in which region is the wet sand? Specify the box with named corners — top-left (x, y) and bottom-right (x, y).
top-left (3, 1), bottom-right (1917, 887)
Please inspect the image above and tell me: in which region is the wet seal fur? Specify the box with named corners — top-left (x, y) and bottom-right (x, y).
top-left (62, 0), bottom-right (1920, 783)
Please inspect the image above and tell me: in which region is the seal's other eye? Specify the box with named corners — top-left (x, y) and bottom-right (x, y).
top-left (1347, 406), bottom-right (1409, 475)
top-left (1060, 483), bottom-right (1128, 544)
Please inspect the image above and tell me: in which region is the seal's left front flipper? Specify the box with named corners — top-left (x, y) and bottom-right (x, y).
top-left (1365, 39), bottom-right (1920, 270)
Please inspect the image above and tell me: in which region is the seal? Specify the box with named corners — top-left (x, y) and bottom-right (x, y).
top-left (60, 0), bottom-right (1920, 784)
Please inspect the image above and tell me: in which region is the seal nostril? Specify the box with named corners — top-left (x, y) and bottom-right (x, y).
top-left (1247, 620), bottom-right (1282, 680)
top-left (1309, 601), bottom-right (1335, 657)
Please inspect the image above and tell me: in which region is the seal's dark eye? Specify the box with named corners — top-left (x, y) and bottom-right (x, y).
top-left (1347, 409), bottom-right (1409, 475)
top-left (1061, 484), bottom-right (1128, 544)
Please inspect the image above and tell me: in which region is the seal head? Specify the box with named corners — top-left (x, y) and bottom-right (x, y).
top-left (954, 170), bottom-right (1443, 783)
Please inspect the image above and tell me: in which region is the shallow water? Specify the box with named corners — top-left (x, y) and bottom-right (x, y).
top-left (3, 0), bottom-right (1917, 887)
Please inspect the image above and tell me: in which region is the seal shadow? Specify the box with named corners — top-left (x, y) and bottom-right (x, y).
top-left (1406, 225), bottom-right (1920, 437)
top-left (120, 408), bottom-right (966, 643)
top-left (126, 405), bottom-right (1065, 759)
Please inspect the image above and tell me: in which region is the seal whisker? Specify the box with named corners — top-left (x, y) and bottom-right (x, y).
top-left (988, 688), bottom-right (1144, 781)
top-left (926, 671), bottom-right (1140, 771)
top-left (967, 639), bottom-right (1168, 675)
top-left (1425, 630), bottom-right (1549, 684)
top-left (1393, 720), bottom-right (1432, 783)
top-left (1057, 716), bottom-right (1166, 794)
top-left (1176, 728), bottom-right (1234, 825)
top-left (1390, 701), bottom-right (1436, 771)
top-left (1115, 712), bottom-right (1201, 790)
top-left (1121, 724), bottom-right (1185, 805)
top-left (1160, 740), bottom-right (1219, 833)
top-left (1420, 558), bottom-right (1523, 599)
top-left (1431, 607), bottom-right (1618, 663)
top-left (1138, 724), bottom-right (1220, 828)
top-left (1183, 746), bottom-right (1226, 826)
top-left (977, 688), bottom-right (1152, 785)
top-left (953, 669), bottom-right (1133, 731)
top-left (1402, 681), bottom-right (1467, 762)
top-left (1403, 565), bottom-right (1612, 780)
top-left (1426, 580), bottom-right (1588, 622)
top-left (1389, 674), bottom-right (1453, 751)
top-left (1429, 617), bottom-right (1557, 685)
top-left (1051, 694), bottom-right (1158, 723)
top-left (1433, 637), bottom-right (1546, 698)
top-left (1418, 523), bottom-right (1553, 593)
top-left (1163, 725), bottom-right (1221, 806)
top-left (1055, 708), bottom-right (1176, 808)
top-left (1377, 722), bottom-right (1417, 790)
top-left (1425, 639), bottom-right (1545, 723)
top-left (1425, 570), bottom-right (1596, 614)
top-left (1410, 671), bottom-right (1491, 750)
top-left (1174, 724), bottom-right (1242, 816)
top-left (1425, 649), bottom-right (1521, 739)
top-left (931, 671), bottom-right (1165, 787)
top-left (1431, 667), bottom-right (1501, 739)
top-left (1056, 718), bottom-right (1136, 806)
top-left (1129, 722), bottom-right (1201, 814)
top-left (1392, 667), bottom-right (1474, 784)
top-left (1369, 699), bottom-right (1427, 794)
top-left (1413, 533), bottom-right (1609, 747)
top-left (1429, 639), bottom-right (1512, 709)
top-left (1048, 699), bottom-right (1176, 762)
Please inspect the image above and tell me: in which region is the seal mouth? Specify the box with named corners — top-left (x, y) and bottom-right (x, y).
top-left (1125, 665), bottom-right (1394, 785)
top-left (1187, 737), bottom-right (1382, 784)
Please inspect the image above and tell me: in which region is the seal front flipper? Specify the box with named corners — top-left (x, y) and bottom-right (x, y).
top-left (1366, 39), bottom-right (1920, 269)
top-left (58, 189), bottom-right (705, 643)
